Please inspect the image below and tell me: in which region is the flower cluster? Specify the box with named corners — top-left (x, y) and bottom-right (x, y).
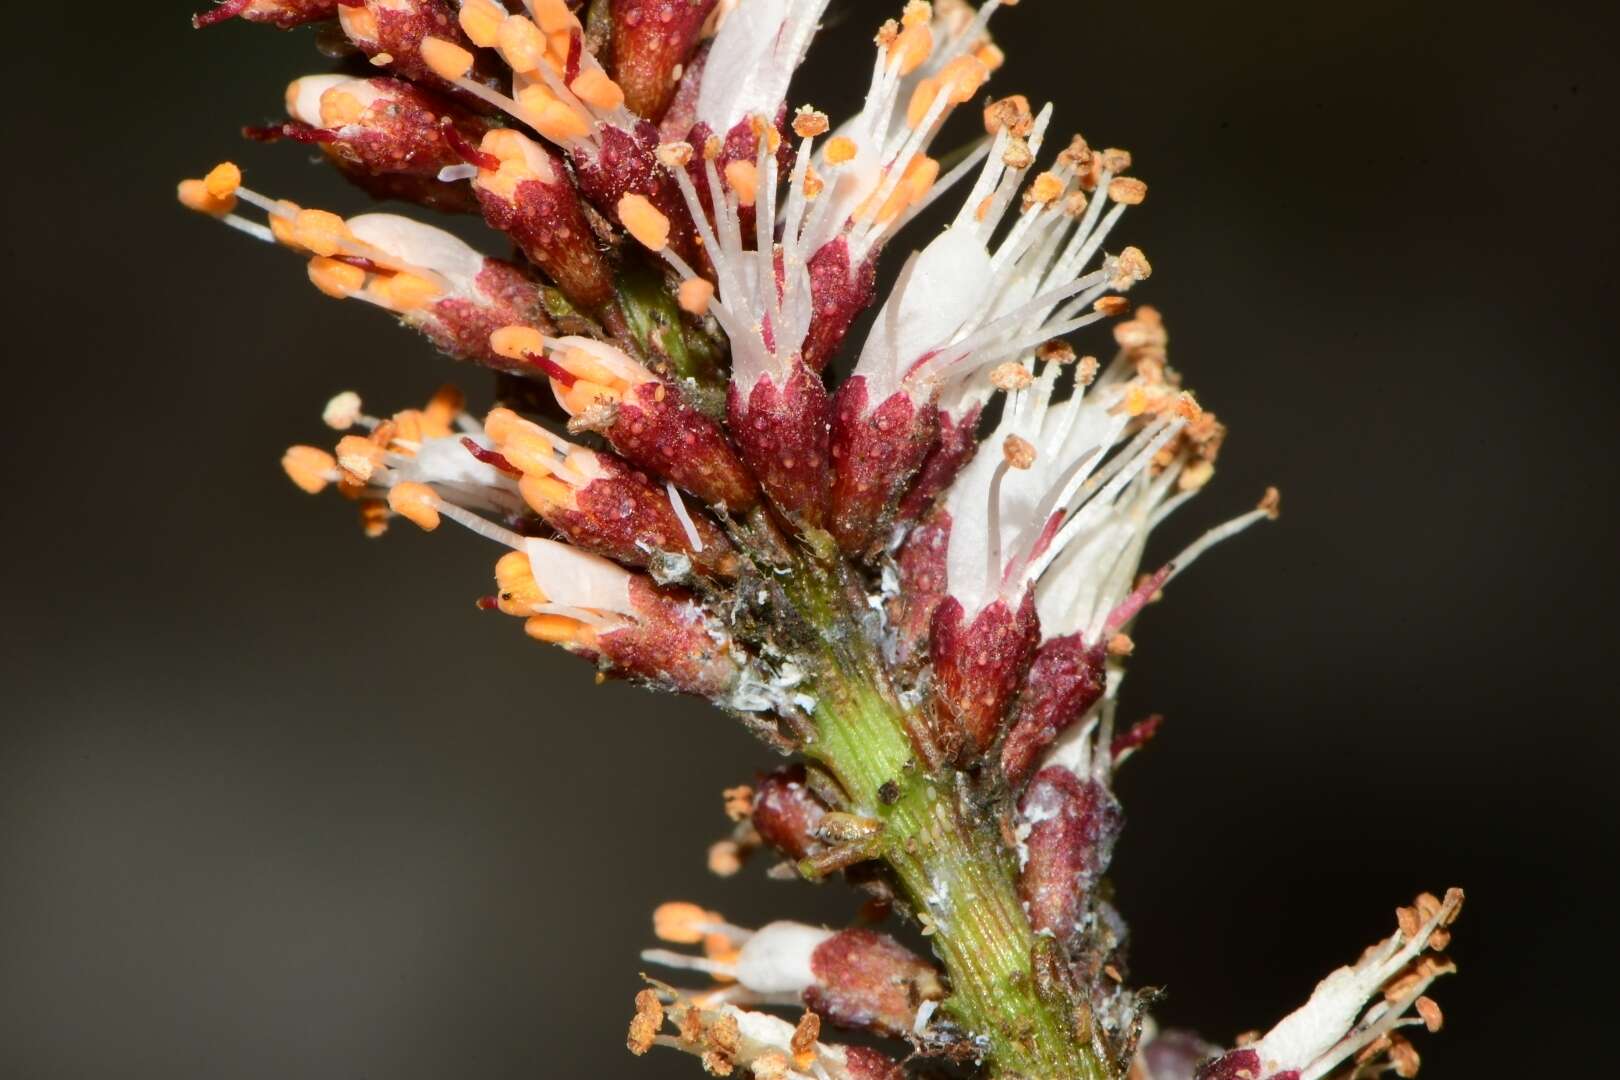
top-left (181, 2), bottom-right (1462, 1077)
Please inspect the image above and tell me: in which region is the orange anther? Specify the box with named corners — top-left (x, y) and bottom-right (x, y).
top-left (496, 549), bottom-right (548, 609)
top-left (291, 209), bottom-right (351, 257)
top-left (318, 87), bottom-right (365, 128)
top-left (891, 22), bottom-right (933, 75)
top-left (388, 482), bottom-right (442, 531)
top-left (421, 36), bottom-right (475, 81)
top-left (546, 30), bottom-right (574, 69)
top-left (1028, 171), bottom-right (1065, 207)
top-left (491, 325), bottom-right (546, 362)
top-left (204, 162), bottom-right (241, 200)
top-left (1108, 177), bottom-right (1148, 205)
top-left (267, 200), bottom-right (302, 247)
top-left (555, 378), bottom-right (621, 415)
top-left (791, 109), bottom-right (829, 139)
top-left (176, 178), bottom-right (236, 218)
top-left (531, 99), bottom-right (593, 143)
top-left (496, 15), bottom-right (547, 73)
top-left (307, 256), bottom-right (367, 299)
top-left (532, 0), bottom-right (578, 33)
top-left (678, 277), bottom-right (715, 316)
top-left (524, 614), bottom-right (595, 648)
top-left (337, 3), bottom-right (379, 44)
top-left (519, 472), bottom-right (578, 513)
top-left (571, 68), bottom-right (625, 111)
top-left (457, 0), bottom-right (505, 47)
top-left (618, 193), bottom-right (671, 252)
top-left (824, 136), bottom-right (857, 165)
top-left (336, 434), bottom-right (387, 482)
top-left (515, 80), bottom-right (559, 118)
top-left (723, 160), bottom-right (759, 207)
top-left (654, 902), bottom-right (721, 945)
top-left (905, 77), bottom-right (941, 129)
top-left (940, 54), bottom-right (989, 104)
top-left (282, 446), bottom-right (336, 494)
top-left (372, 271), bottom-right (441, 312)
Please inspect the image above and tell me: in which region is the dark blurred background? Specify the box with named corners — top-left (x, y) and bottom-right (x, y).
top-left (3, 1), bottom-right (1616, 1076)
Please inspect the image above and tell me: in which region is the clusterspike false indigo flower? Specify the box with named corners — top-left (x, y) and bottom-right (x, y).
top-left (180, 2), bottom-right (1465, 1077)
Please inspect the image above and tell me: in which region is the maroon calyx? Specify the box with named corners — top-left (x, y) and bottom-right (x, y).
top-left (656, 39), bottom-right (709, 142)
top-left (606, 381), bottom-right (759, 513)
top-left (750, 766), bottom-right (829, 862)
top-left (596, 577), bottom-right (738, 697)
top-left (828, 376), bottom-right (937, 557)
top-left (1000, 634), bottom-right (1108, 789)
top-left (541, 455), bottom-right (737, 578)
top-left (930, 591), bottom-right (1041, 759)
top-left (803, 239), bottom-right (878, 373)
top-left (805, 929), bottom-right (943, 1038)
top-left (345, 0), bottom-right (470, 90)
top-left (606, 0), bottom-right (718, 122)
top-left (727, 362), bottom-right (831, 526)
top-left (887, 507), bottom-right (951, 669)
top-left (571, 122), bottom-right (701, 268)
top-left (1016, 767), bottom-right (1123, 946)
top-left (411, 258), bottom-right (555, 374)
top-left (474, 143), bottom-right (617, 311)
top-left (1195, 1049), bottom-right (1297, 1080)
top-left (897, 402), bottom-right (985, 525)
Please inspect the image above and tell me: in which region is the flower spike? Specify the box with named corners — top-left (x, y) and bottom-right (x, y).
top-left (176, 2), bottom-right (1455, 1077)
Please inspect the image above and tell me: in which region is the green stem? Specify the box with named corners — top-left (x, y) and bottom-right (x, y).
top-left (779, 555), bottom-right (1109, 1080)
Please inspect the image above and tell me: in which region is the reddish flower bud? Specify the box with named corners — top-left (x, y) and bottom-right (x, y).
top-left (655, 38), bottom-right (708, 142)
top-left (727, 362), bottom-right (831, 526)
top-left (421, 258), bottom-right (557, 374)
top-left (486, 408), bottom-right (735, 578)
top-left (1016, 767), bottom-right (1123, 946)
top-left (750, 766), bottom-right (829, 862)
top-left (929, 591), bottom-right (1040, 758)
top-left (804, 928), bottom-right (945, 1038)
top-left (1000, 634), bottom-right (1108, 788)
top-left (473, 129), bottom-right (617, 310)
top-left (803, 239), bottom-right (878, 373)
top-left (603, 576), bottom-right (740, 697)
top-left (606, 379), bottom-right (760, 512)
top-left (887, 508), bottom-right (951, 668)
top-left (193, 0), bottom-right (336, 29)
top-left (337, 0), bottom-right (478, 91)
top-left (828, 375), bottom-right (937, 557)
top-left (646, 921), bottom-right (943, 1041)
top-left (896, 402), bottom-right (986, 525)
top-left (607, 0), bottom-right (718, 121)
top-left (497, 538), bottom-right (740, 698)
top-left (273, 75), bottom-right (489, 214)
top-left (494, 334), bottom-right (760, 511)
top-left (572, 123), bottom-right (701, 266)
